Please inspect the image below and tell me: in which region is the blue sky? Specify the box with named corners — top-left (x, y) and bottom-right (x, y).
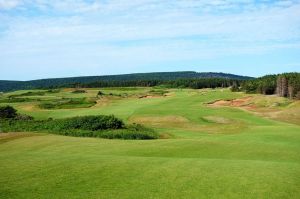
top-left (0, 0), bottom-right (300, 80)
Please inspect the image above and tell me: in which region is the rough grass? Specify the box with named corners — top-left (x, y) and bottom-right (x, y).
top-left (208, 94), bottom-right (300, 125)
top-left (39, 98), bottom-right (96, 109)
top-left (0, 88), bottom-right (300, 198)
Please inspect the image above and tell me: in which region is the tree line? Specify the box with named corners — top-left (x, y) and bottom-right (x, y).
top-left (0, 72), bottom-right (252, 92)
top-left (240, 72), bottom-right (300, 99)
top-left (66, 78), bottom-right (242, 90)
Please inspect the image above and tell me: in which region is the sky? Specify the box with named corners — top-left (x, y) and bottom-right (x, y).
top-left (0, 0), bottom-right (300, 80)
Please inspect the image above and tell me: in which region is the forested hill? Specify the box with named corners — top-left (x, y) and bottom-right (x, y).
top-left (0, 71), bottom-right (253, 92)
top-left (0, 81), bottom-right (24, 92)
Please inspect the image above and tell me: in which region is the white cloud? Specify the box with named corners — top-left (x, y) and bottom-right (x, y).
top-left (3, 2), bottom-right (299, 45)
top-left (0, 0), bottom-right (21, 10)
top-left (0, 0), bottom-right (300, 79)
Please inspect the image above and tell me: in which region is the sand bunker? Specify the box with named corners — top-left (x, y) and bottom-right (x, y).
top-left (208, 96), bottom-right (254, 108)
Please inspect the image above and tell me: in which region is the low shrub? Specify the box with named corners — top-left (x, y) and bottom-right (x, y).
top-left (93, 129), bottom-right (158, 140)
top-left (97, 91), bottom-right (104, 96)
top-left (56, 115), bottom-right (125, 130)
top-left (0, 97), bottom-right (38, 103)
top-left (0, 106), bottom-right (17, 119)
top-left (15, 114), bottom-right (34, 121)
top-left (149, 89), bottom-right (168, 96)
top-left (47, 89), bottom-right (60, 93)
top-left (39, 98), bottom-right (96, 109)
top-left (50, 129), bottom-right (158, 140)
top-left (0, 115), bottom-right (123, 131)
top-left (71, 90), bottom-right (86, 93)
top-left (0, 115), bottom-right (158, 140)
top-left (9, 91), bottom-right (46, 98)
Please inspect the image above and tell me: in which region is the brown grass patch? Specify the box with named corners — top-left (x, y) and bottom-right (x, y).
top-left (159, 133), bottom-right (173, 139)
top-left (0, 132), bottom-right (42, 143)
top-left (94, 97), bottom-right (112, 107)
top-left (202, 116), bottom-right (233, 124)
top-left (129, 115), bottom-right (190, 127)
top-left (263, 101), bottom-right (300, 125)
top-left (20, 103), bottom-right (37, 111)
top-left (138, 95), bottom-right (165, 99)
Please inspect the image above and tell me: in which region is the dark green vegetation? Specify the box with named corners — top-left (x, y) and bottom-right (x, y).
top-left (73, 77), bottom-right (242, 89)
top-left (0, 90), bottom-right (60, 103)
top-left (0, 71), bottom-right (252, 92)
top-left (8, 90), bottom-right (59, 97)
top-left (0, 106), bottom-right (17, 119)
top-left (0, 90), bottom-right (98, 110)
top-left (241, 72), bottom-right (300, 99)
top-left (0, 105), bottom-right (33, 120)
top-left (71, 89), bottom-right (87, 93)
top-left (1, 118), bottom-right (157, 140)
top-left (39, 98), bottom-right (96, 109)
top-left (0, 87), bottom-right (300, 198)
top-left (0, 108), bottom-right (158, 140)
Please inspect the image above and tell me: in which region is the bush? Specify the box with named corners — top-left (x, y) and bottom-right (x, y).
top-left (0, 115), bottom-right (158, 140)
top-left (71, 90), bottom-right (86, 93)
top-left (47, 89), bottom-right (60, 93)
top-left (39, 98), bottom-right (96, 109)
top-left (0, 115), bottom-right (124, 132)
top-left (0, 106), bottom-right (17, 119)
top-left (15, 114), bottom-right (34, 121)
top-left (49, 129), bottom-right (158, 140)
top-left (0, 97), bottom-right (38, 103)
top-left (230, 84), bottom-right (240, 92)
top-left (9, 91), bottom-right (46, 97)
top-left (149, 89), bottom-right (168, 95)
top-left (57, 115), bottom-right (124, 131)
top-left (93, 129), bottom-right (159, 140)
top-left (97, 91), bottom-right (104, 96)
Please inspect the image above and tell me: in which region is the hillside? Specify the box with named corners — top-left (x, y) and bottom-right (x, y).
top-left (0, 72), bottom-right (253, 92)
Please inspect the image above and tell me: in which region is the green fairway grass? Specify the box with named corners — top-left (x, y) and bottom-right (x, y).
top-left (1, 88), bottom-right (300, 198)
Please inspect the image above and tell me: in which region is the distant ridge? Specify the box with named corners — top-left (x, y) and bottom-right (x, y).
top-left (0, 71), bottom-right (253, 92)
